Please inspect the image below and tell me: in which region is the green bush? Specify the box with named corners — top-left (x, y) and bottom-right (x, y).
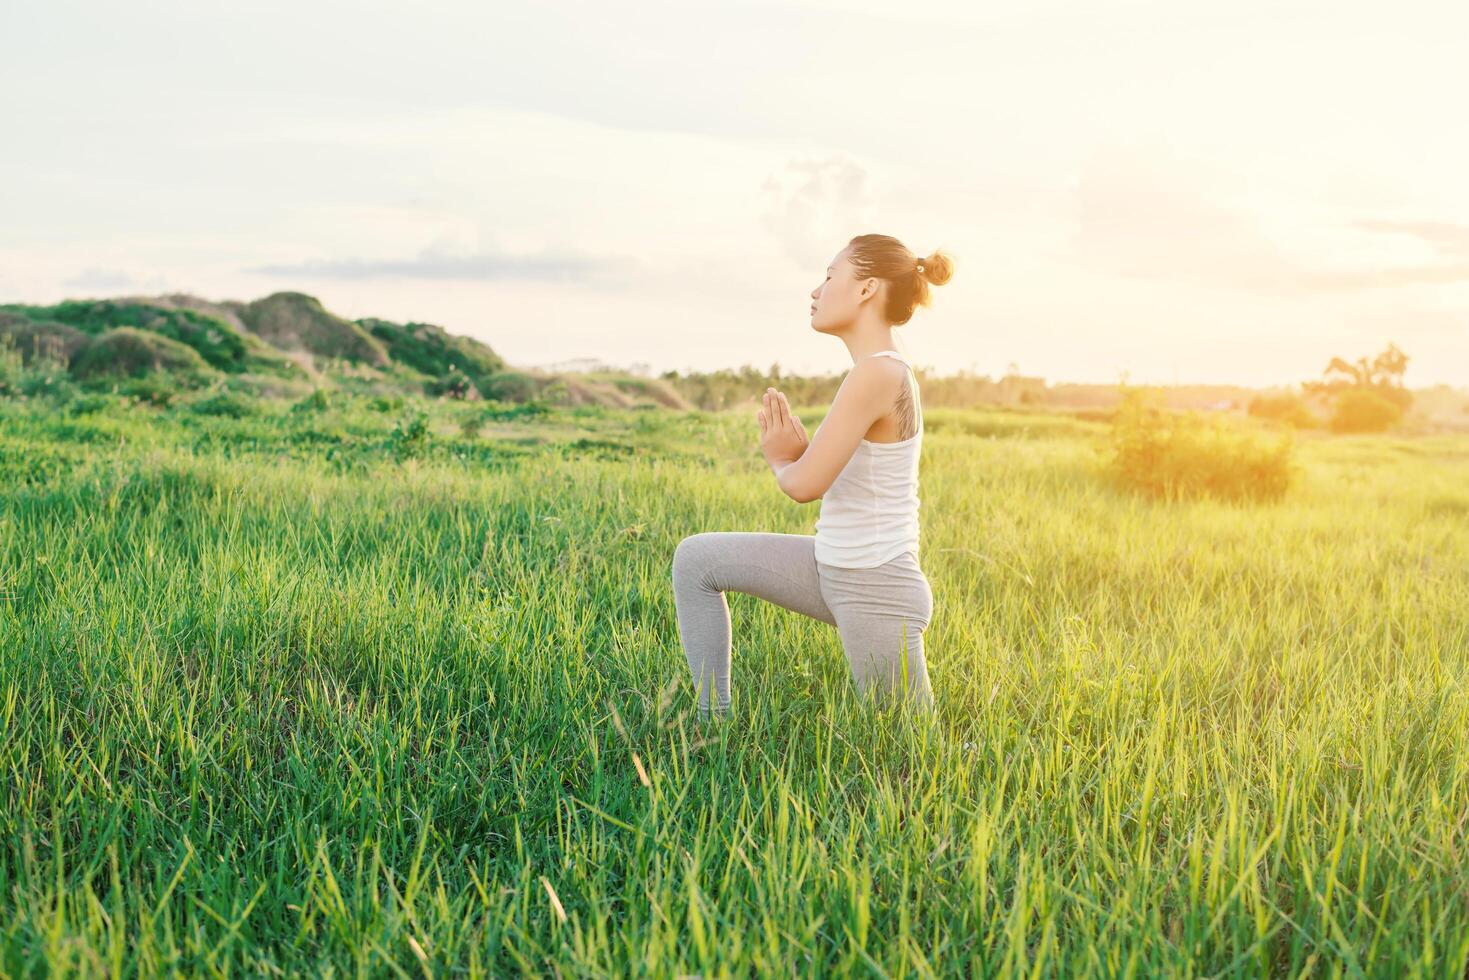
top-left (0, 314), bottom-right (92, 366)
top-left (481, 399), bottom-right (550, 421)
top-left (0, 335), bottom-right (21, 395)
top-left (66, 394), bottom-right (113, 416)
top-left (428, 369), bottom-right (477, 400)
top-left (291, 389), bottom-right (333, 415)
top-left (116, 376), bottom-right (184, 407)
top-left (459, 408), bottom-right (487, 439)
top-left (190, 390), bottom-right (257, 418)
top-left (389, 408), bottom-right (431, 460)
top-left (478, 370), bottom-right (539, 403)
top-left (20, 371), bottom-right (77, 402)
top-left (1330, 388), bottom-right (1404, 433)
top-left (70, 327), bottom-right (213, 381)
top-left (1, 332), bottom-right (77, 402)
top-left (1248, 392), bottom-right (1317, 428)
top-left (1104, 388), bottom-right (1295, 503)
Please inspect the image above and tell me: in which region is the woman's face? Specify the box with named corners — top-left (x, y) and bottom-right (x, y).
top-left (809, 247), bottom-right (873, 335)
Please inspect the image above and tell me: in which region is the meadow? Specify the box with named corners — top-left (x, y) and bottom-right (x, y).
top-left (2, 393), bottom-right (1467, 976)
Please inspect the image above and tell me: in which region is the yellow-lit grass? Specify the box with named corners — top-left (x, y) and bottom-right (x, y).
top-left (0, 397), bottom-right (1466, 975)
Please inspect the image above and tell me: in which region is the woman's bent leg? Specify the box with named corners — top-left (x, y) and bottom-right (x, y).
top-left (671, 532), bottom-right (836, 717)
top-left (818, 552), bottom-right (935, 711)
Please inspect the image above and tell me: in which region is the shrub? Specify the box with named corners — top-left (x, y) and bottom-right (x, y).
top-left (370, 395), bottom-right (404, 413)
top-left (480, 399), bottom-right (550, 421)
top-left (0, 315), bottom-right (92, 366)
top-left (0, 334), bottom-right (22, 395)
top-left (389, 408), bottom-right (431, 460)
top-left (291, 389), bottom-right (333, 415)
top-left (191, 390), bottom-right (257, 418)
top-left (1248, 392), bottom-right (1317, 428)
top-left (116, 377), bottom-right (184, 407)
top-left (428, 370), bottom-right (478, 400)
top-left (20, 371), bottom-right (77, 402)
top-left (459, 408), bottom-right (487, 439)
top-left (1104, 388), bottom-right (1295, 503)
top-left (478, 370), bottom-right (539, 403)
top-left (1329, 388), bottom-right (1403, 433)
top-left (70, 327), bottom-right (213, 381)
top-left (66, 394), bottom-right (113, 416)
top-left (1, 332), bottom-right (80, 401)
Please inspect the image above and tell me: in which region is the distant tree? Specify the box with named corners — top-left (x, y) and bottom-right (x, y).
top-left (1248, 392), bottom-right (1317, 428)
top-left (1304, 342), bottom-right (1412, 411)
top-left (1330, 389), bottom-right (1404, 434)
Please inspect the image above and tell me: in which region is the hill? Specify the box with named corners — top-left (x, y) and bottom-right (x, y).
top-left (0, 289), bottom-right (695, 409)
top-left (69, 327), bottom-right (213, 380)
top-left (237, 292), bottom-right (390, 368)
top-left (0, 298), bottom-right (302, 378)
top-left (0, 313), bottom-right (91, 365)
top-left (357, 316), bottom-right (505, 397)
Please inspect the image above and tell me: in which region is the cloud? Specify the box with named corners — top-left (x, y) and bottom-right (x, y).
top-left (1069, 150), bottom-right (1469, 294)
top-left (1352, 219), bottom-right (1469, 257)
top-left (1299, 262), bottom-right (1469, 290)
top-left (62, 267), bottom-right (143, 290)
top-left (760, 156), bottom-right (874, 268)
top-left (246, 245), bottom-right (627, 283)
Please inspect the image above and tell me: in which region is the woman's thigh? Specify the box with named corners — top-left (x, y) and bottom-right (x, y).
top-left (672, 531), bottom-right (837, 626)
top-left (817, 551), bottom-right (934, 694)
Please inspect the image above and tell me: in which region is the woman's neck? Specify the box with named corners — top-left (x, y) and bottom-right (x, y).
top-left (839, 326), bottom-right (899, 364)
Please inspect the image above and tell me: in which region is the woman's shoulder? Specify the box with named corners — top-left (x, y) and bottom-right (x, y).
top-left (852, 353), bottom-right (912, 381)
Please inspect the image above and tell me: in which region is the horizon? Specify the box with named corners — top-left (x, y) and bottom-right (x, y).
top-left (3, 0), bottom-right (1466, 387)
top-left (12, 284), bottom-right (1467, 393)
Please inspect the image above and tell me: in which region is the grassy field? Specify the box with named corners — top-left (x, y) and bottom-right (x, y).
top-left (2, 394), bottom-right (1467, 976)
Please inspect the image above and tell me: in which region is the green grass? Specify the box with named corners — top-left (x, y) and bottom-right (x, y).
top-left (1, 396), bottom-right (1467, 976)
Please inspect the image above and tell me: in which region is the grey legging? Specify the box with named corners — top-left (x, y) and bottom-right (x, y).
top-left (671, 531), bottom-right (934, 717)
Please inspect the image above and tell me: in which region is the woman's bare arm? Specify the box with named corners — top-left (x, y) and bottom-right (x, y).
top-left (762, 359), bottom-right (904, 503)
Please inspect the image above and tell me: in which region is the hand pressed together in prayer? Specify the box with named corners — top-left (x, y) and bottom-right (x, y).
top-left (757, 387), bottom-right (809, 467)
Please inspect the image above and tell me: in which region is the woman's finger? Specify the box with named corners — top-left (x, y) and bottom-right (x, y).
top-left (770, 388), bottom-right (788, 428)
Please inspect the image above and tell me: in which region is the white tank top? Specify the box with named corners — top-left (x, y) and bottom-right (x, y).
top-left (812, 350), bottom-right (923, 569)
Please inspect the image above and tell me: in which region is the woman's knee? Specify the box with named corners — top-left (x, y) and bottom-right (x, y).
top-left (672, 532), bottom-right (715, 586)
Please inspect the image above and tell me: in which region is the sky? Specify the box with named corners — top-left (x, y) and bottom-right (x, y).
top-left (2, 0), bottom-right (1466, 386)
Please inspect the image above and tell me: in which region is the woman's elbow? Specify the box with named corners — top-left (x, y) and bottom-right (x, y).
top-left (782, 480), bottom-right (823, 504)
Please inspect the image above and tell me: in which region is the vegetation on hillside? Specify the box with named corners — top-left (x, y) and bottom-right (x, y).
top-left (68, 327), bottom-right (214, 381)
top-left (239, 291), bottom-right (391, 367)
top-left (0, 313), bottom-right (91, 366)
top-left (3, 299), bottom-right (254, 372)
top-left (5, 291), bottom-right (1466, 434)
top-left (358, 316), bottom-right (505, 393)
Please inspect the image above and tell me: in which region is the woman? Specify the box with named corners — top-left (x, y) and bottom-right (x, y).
top-left (671, 233), bottom-right (953, 719)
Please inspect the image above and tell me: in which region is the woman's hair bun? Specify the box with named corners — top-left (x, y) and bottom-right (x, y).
top-left (845, 233), bottom-right (954, 325)
top-left (915, 250), bottom-right (954, 287)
